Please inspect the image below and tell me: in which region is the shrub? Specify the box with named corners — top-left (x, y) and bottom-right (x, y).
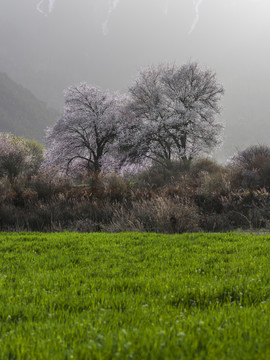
top-left (189, 158), bottom-right (223, 178)
top-left (29, 170), bottom-right (71, 201)
top-left (231, 145), bottom-right (270, 190)
top-left (133, 160), bottom-right (190, 189)
top-left (103, 173), bottom-right (131, 202)
top-left (0, 133), bottom-right (44, 180)
top-left (198, 171), bottom-right (230, 197)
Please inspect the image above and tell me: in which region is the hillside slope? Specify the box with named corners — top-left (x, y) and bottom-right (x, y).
top-left (0, 72), bottom-right (58, 142)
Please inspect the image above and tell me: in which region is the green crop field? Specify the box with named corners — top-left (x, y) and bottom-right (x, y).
top-left (0, 232), bottom-right (269, 359)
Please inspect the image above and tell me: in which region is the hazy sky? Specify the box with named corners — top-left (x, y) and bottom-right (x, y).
top-left (1, 0), bottom-right (269, 92)
top-left (0, 0), bottom-right (270, 159)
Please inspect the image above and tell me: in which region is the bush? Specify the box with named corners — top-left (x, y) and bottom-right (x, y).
top-left (133, 160), bottom-right (190, 189)
top-left (231, 145), bottom-right (270, 190)
top-left (189, 158), bottom-right (223, 178)
top-left (0, 133), bottom-right (44, 180)
top-left (103, 173), bottom-right (131, 202)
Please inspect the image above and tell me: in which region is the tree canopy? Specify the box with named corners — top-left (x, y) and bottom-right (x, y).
top-left (45, 84), bottom-right (124, 174)
top-left (121, 62), bottom-right (224, 167)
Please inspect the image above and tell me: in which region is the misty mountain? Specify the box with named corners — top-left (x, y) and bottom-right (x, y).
top-left (0, 72), bottom-right (58, 142)
top-left (0, 0), bottom-right (270, 160)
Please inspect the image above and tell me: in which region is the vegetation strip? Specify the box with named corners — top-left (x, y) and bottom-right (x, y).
top-left (0, 232), bottom-right (270, 359)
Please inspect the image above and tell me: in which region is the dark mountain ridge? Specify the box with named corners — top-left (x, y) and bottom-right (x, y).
top-left (0, 72), bottom-right (58, 142)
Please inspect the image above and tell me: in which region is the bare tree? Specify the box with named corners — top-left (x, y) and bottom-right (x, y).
top-left (45, 84), bottom-right (123, 175)
top-left (121, 62), bottom-right (224, 167)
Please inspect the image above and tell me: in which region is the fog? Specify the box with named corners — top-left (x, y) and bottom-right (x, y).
top-left (0, 0), bottom-right (270, 160)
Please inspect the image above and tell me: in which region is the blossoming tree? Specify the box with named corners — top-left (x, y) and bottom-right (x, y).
top-left (121, 62), bottom-right (224, 167)
top-left (45, 84), bottom-right (124, 175)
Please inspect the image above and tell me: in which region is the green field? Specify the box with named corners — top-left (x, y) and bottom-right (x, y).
top-left (0, 232), bottom-right (270, 359)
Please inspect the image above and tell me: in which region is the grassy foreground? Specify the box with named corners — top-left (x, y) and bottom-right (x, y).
top-left (0, 232), bottom-right (270, 359)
